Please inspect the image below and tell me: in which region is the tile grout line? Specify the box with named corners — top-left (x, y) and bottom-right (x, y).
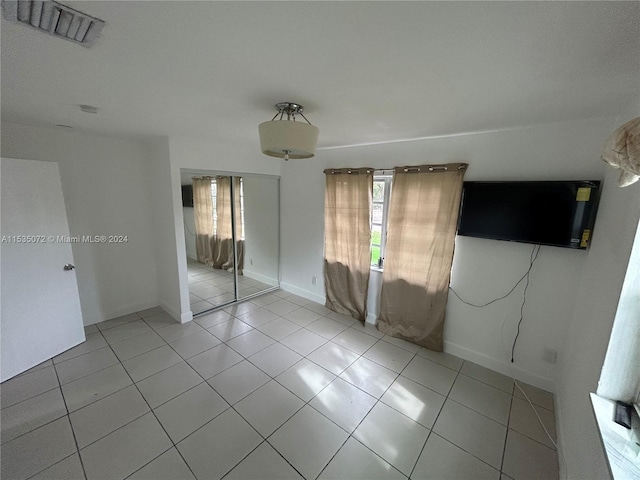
top-left (500, 383), bottom-right (517, 477)
top-left (266, 336), bottom-right (376, 480)
top-left (159, 324), bottom-right (308, 480)
top-left (28, 322), bottom-right (128, 478)
top-left (209, 319), bottom-right (391, 479)
top-left (47, 328), bottom-right (105, 480)
top-left (407, 362), bottom-right (464, 479)
top-left (53, 347), bottom-right (123, 388)
top-left (311, 335), bottom-right (420, 479)
top-left (4, 304), bottom-right (257, 478)
top-left (144, 310), bottom-right (322, 479)
top-left (101, 333), bottom-right (200, 480)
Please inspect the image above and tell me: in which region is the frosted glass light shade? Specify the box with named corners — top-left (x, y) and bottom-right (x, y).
top-left (259, 120), bottom-right (319, 159)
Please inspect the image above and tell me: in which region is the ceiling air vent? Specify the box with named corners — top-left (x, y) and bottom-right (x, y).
top-left (2, 0), bottom-right (105, 47)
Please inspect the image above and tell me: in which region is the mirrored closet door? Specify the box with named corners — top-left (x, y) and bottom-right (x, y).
top-left (181, 170), bottom-right (280, 315)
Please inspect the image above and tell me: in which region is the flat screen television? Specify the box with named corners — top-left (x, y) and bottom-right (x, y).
top-left (457, 180), bottom-right (601, 249)
top-left (182, 185), bottom-right (193, 208)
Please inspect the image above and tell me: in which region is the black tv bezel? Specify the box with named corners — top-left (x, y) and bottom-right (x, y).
top-left (181, 184), bottom-right (194, 208)
top-left (456, 180), bottom-right (601, 250)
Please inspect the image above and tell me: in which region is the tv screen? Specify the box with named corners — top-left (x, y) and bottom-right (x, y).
top-left (182, 185), bottom-right (194, 208)
top-left (457, 180), bottom-right (601, 249)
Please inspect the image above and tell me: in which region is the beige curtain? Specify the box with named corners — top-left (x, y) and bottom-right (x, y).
top-left (192, 177), bottom-right (214, 266)
top-left (324, 168), bottom-right (374, 322)
top-left (377, 163), bottom-right (468, 351)
top-left (212, 176), bottom-right (244, 272)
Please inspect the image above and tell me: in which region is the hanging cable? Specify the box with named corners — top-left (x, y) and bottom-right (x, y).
top-left (452, 243), bottom-right (562, 477)
top-left (449, 244), bottom-right (541, 308)
top-left (510, 244), bottom-right (541, 362)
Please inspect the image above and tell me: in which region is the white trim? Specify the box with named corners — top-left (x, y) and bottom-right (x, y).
top-left (371, 175), bottom-right (392, 267)
top-left (280, 282), bottom-right (325, 305)
top-left (158, 300), bottom-right (186, 324)
top-left (444, 340), bottom-right (556, 393)
top-left (243, 270), bottom-right (279, 287)
top-left (180, 310), bottom-right (193, 324)
top-left (83, 299), bottom-right (161, 326)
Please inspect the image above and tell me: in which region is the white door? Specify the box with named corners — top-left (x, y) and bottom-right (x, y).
top-left (1, 158), bottom-right (85, 382)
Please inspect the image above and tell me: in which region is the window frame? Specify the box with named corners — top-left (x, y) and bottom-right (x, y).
top-left (371, 174), bottom-right (392, 268)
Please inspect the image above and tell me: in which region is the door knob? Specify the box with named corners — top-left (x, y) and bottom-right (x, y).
top-left (63, 264), bottom-right (75, 271)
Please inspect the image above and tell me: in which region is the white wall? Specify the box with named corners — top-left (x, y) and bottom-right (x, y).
top-left (145, 137), bottom-right (186, 322)
top-left (182, 206), bottom-right (197, 260)
top-left (1, 123), bottom-right (159, 325)
top-left (280, 116), bottom-right (620, 391)
top-left (242, 176), bottom-right (280, 286)
top-left (555, 162), bottom-right (640, 480)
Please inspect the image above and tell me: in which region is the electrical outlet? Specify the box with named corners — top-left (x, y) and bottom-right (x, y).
top-left (311, 276), bottom-right (317, 286)
top-left (543, 348), bottom-right (557, 364)
top-left (250, 258), bottom-right (254, 266)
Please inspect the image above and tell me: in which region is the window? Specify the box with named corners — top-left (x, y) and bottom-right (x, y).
top-left (211, 177), bottom-right (245, 240)
top-left (371, 174), bottom-right (392, 267)
top-left (211, 179), bottom-right (217, 234)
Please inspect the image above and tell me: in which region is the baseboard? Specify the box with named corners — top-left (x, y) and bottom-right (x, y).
top-left (553, 399), bottom-right (568, 480)
top-left (280, 284), bottom-right (378, 325)
top-left (280, 282), bottom-right (325, 305)
top-left (83, 299), bottom-right (161, 326)
top-left (268, 283), bottom-right (555, 392)
top-left (158, 300), bottom-right (184, 323)
top-left (243, 270), bottom-right (279, 287)
top-left (444, 340), bottom-right (556, 393)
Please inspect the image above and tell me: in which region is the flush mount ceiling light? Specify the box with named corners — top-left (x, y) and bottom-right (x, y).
top-left (258, 102), bottom-right (319, 161)
top-left (1, 0), bottom-right (105, 47)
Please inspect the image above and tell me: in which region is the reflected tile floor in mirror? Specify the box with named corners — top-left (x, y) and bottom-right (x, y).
top-left (0, 293), bottom-right (559, 480)
top-left (187, 258), bottom-right (276, 314)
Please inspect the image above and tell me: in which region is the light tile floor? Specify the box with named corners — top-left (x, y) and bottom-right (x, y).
top-left (1, 292), bottom-right (560, 480)
top-left (187, 259), bottom-right (276, 314)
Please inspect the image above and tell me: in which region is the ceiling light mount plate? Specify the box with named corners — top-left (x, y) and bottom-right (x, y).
top-left (274, 102), bottom-right (304, 119)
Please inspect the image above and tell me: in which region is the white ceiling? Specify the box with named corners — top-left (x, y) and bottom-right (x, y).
top-left (2, 1), bottom-right (638, 150)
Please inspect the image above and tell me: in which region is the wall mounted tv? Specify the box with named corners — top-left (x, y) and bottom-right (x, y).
top-left (457, 180), bottom-right (601, 249)
top-left (182, 185), bottom-right (193, 208)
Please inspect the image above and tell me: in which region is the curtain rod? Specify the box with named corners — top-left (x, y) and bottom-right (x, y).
top-left (324, 168), bottom-right (374, 175)
top-left (192, 175), bottom-right (237, 180)
top-left (397, 163), bottom-right (468, 173)
top-left (325, 163), bottom-right (468, 175)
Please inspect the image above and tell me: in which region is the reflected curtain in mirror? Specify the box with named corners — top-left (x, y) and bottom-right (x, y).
top-left (377, 163), bottom-right (468, 351)
top-left (323, 168), bottom-right (373, 322)
top-left (212, 176), bottom-right (244, 272)
top-left (192, 177), bottom-right (215, 266)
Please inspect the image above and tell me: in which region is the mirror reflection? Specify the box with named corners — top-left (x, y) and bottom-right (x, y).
top-left (182, 170), bottom-right (279, 314)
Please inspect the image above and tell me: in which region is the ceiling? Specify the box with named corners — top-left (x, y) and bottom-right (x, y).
top-left (2, 1), bottom-right (638, 150)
